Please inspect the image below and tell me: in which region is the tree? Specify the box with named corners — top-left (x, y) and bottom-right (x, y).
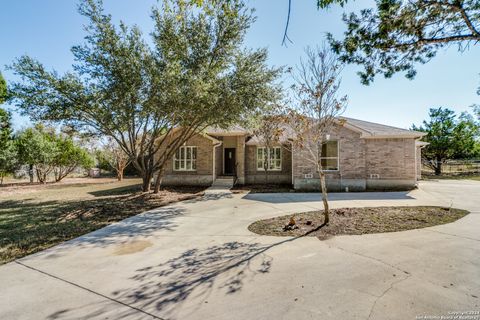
top-left (251, 107), bottom-right (285, 184)
top-left (412, 107), bottom-right (479, 175)
top-left (99, 137), bottom-right (130, 181)
top-left (0, 72), bottom-right (7, 104)
top-left (53, 136), bottom-right (94, 182)
top-left (287, 45), bottom-right (347, 224)
top-left (16, 125), bottom-right (94, 183)
top-left (0, 108), bottom-right (17, 184)
top-left (451, 112), bottom-right (480, 159)
top-left (9, 0), bottom-right (280, 193)
top-left (16, 126), bottom-right (58, 184)
top-left (473, 104), bottom-right (480, 120)
top-left (315, 0), bottom-right (480, 85)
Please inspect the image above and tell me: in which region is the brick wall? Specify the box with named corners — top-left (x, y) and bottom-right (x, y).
top-left (364, 138), bottom-right (416, 190)
top-left (162, 132), bottom-right (215, 186)
top-left (365, 138), bottom-right (416, 179)
top-left (291, 124), bottom-right (417, 191)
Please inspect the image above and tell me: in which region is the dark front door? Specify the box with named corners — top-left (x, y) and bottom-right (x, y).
top-left (224, 148), bottom-right (236, 175)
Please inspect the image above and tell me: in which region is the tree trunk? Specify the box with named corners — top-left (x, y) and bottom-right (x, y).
top-left (319, 169), bottom-right (329, 225)
top-left (142, 171), bottom-right (152, 192)
top-left (134, 156), bottom-right (154, 192)
top-left (54, 168), bottom-right (63, 182)
top-left (434, 158), bottom-right (442, 175)
top-left (116, 164), bottom-right (124, 181)
top-left (29, 164), bottom-right (34, 183)
top-left (36, 168), bottom-right (44, 184)
top-left (153, 167), bottom-right (165, 194)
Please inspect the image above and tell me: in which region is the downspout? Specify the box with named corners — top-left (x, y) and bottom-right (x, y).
top-left (212, 141), bottom-right (222, 183)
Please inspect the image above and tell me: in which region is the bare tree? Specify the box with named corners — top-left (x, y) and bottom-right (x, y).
top-left (287, 45), bottom-right (347, 224)
top-left (102, 137), bottom-right (131, 181)
top-left (251, 106), bottom-right (285, 184)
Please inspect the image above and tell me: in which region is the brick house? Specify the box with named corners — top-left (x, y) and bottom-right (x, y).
top-left (161, 117), bottom-right (426, 191)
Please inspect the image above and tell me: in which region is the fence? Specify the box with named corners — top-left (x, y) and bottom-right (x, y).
top-left (422, 159), bottom-right (480, 175)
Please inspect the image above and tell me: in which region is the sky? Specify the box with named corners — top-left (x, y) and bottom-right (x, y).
top-left (1, 0), bottom-right (479, 131)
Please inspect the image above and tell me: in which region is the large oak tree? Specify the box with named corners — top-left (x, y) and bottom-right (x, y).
top-left (9, 0), bottom-right (281, 192)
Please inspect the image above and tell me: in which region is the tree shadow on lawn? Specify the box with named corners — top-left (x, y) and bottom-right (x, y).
top-left (88, 184), bottom-right (205, 198)
top-left (103, 224), bottom-right (327, 319)
top-left (0, 192), bottom-right (190, 264)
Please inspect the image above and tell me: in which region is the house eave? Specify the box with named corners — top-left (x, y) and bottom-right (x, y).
top-left (207, 132), bottom-right (247, 137)
top-left (361, 134), bottom-right (426, 139)
top-left (200, 133), bottom-right (222, 144)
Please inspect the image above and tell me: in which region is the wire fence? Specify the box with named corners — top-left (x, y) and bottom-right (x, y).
top-left (422, 159), bottom-right (480, 175)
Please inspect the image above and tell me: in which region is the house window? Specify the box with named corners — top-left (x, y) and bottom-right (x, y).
top-left (320, 141), bottom-right (339, 171)
top-left (174, 146), bottom-right (197, 171)
top-left (257, 147), bottom-right (282, 171)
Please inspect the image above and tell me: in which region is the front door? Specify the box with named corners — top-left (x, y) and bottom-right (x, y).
top-left (224, 148), bottom-right (236, 175)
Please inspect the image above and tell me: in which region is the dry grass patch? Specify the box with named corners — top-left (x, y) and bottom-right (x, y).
top-left (0, 178), bottom-right (204, 264)
top-left (248, 206), bottom-right (469, 239)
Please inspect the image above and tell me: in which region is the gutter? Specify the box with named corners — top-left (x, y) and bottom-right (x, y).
top-left (361, 134), bottom-right (426, 139)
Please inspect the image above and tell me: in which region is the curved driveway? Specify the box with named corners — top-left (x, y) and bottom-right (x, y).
top-left (1, 180), bottom-right (479, 320)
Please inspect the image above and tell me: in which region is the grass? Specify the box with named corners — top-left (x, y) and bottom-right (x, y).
top-left (0, 178), bottom-right (204, 264)
top-left (248, 206), bottom-right (469, 239)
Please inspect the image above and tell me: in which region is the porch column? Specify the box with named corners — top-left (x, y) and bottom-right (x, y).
top-left (236, 135), bottom-right (245, 184)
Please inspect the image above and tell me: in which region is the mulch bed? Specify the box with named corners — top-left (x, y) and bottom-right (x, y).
top-left (248, 206), bottom-right (469, 240)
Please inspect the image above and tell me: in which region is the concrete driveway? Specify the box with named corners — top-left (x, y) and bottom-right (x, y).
top-left (1, 180), bottom-right (479, 320)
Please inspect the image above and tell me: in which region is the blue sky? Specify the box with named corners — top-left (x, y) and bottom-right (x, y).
top-left (1, 0), bottom-right (479, 130)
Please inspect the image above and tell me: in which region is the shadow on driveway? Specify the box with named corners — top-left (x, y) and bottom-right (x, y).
top-left (45, 224), bottom-right (328, 320)
top-left (107, 223), bottom-right (327, 319)
top-left (242, 191), bottom-right (415, 204)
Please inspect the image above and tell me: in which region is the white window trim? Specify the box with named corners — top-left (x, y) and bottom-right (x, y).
top-left (256, 146), bottom-right (282, 171)
top-left (173, 146), bottom-right (197, 172)
top-left (320, 141), bottom-right (340, 172)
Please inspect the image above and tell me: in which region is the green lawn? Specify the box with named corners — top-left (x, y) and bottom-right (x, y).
top-left (0, 178), bottom-right (204, 264)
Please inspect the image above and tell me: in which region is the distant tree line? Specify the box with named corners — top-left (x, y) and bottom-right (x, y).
top-left (0, 105), bottom-right (95, 185)
top-left (413, 106), bottom-right (480, 175)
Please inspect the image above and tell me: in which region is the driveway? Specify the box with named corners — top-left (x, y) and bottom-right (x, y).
top-left (1, 180), bottom-right (479, 320)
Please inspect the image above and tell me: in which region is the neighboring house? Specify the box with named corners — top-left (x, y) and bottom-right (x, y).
top-left (160, 117), bottom-right (426, 191)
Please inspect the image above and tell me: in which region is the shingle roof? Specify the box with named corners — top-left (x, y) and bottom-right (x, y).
top-left (339, 117), bottom-right (425, 138)
top-left (205, 125), bottom-right (248, 135)
top-left (204, 117), bottom-right (425, 143)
